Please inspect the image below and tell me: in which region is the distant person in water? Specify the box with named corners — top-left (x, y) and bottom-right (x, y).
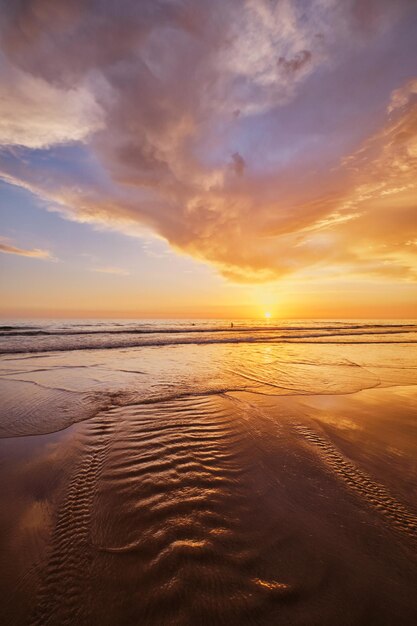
top-left (230, 322), bottom-right (234, 328)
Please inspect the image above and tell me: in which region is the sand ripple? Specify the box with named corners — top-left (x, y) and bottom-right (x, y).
top-left (18, 389), bottom-right (417, 626)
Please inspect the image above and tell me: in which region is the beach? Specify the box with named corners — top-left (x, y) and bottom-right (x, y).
top-left (1, 320), bottom-right (417, 625)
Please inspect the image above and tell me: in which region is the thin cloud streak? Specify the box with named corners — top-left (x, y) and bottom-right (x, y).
top-left (91, 266), bottom-right (130, 276)
top-left (0, 241), bottom-right (53, 260)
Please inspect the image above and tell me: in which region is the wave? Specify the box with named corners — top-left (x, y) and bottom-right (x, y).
top-left (1, 334), bottom-right (417, 355)
top-left (0, 325), bottom-right (40, 332)
top-left (1, 320), bottom-right (416, 356)
top-left (1, 322), bottom-right (416, 337)
top-left (2, 334), bottom-right (271, 355)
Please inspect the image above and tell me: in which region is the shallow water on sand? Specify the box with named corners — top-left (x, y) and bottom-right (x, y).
top-left (1, 323), bottom-right (417, 625)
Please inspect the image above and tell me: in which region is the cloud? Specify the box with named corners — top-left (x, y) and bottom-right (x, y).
top-left (277, 50), bottom-right (312, 75)
top-left (0, 0), bottom-right (416, 284)
top-left (91, 266), bottom-right (130, 276)
top-left (388, 79), bottom-right (417, 113)
top-left (0, 240), bottom-right (53, 260)
top-left (0, 59), bottom-right (104, 149)
top-left (230, 153), bottom-right (246, 176)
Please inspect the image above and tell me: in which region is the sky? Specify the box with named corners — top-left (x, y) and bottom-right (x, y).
top-left (0, 0), bottom-right (416, 318)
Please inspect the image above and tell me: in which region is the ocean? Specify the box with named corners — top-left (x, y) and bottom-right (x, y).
top-left (1, 318), bottom-right (417, 354)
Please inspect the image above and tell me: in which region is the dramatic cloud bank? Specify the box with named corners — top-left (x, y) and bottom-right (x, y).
top-left (0, 0), bottom-right (416, 282)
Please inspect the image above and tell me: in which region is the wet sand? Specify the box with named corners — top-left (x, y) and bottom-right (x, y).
top-left (1, 339), bottom-right (417, 625)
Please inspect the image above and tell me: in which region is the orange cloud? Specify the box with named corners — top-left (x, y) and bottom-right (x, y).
top-left (91, 266), bottom-right (130, 276)
top-left (0, 240), bottom-right (53, 260)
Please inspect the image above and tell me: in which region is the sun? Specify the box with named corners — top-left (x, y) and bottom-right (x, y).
top-left (264, 312), bottom-right (272, 319)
